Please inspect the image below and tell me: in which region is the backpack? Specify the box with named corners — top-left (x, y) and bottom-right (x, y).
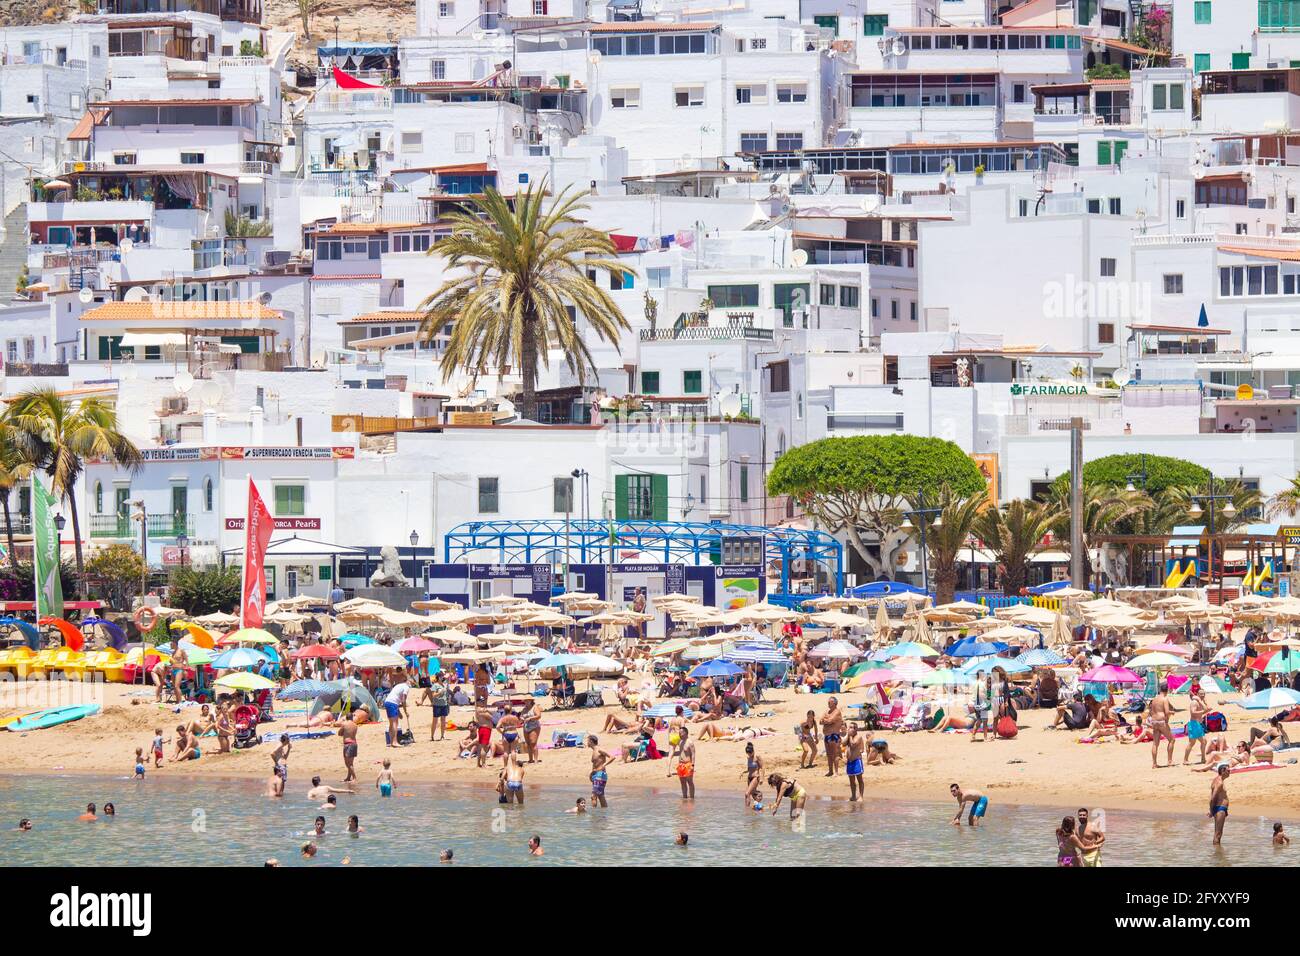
top-left (1204, 711), bottom-right (1227, 732)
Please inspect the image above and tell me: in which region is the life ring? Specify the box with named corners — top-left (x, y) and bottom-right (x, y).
top-left (133, 607), bottom-right (158, 632)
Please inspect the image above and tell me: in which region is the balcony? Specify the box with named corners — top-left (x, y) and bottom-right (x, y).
top-left (88, 513), bottom-right (195, 539)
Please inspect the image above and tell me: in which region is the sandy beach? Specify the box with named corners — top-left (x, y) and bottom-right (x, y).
top-left (3, 679), bottom-right (1298, 820)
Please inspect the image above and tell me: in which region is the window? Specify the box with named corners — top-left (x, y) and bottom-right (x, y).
top-left (775, 131), bottom-right (803, 151)
top-left (819, 284), bottom-right (836, 306)
top-left (274, 485), bottom-right (305, 516)
top-left (890, 300), bottom-right (899, 320)
top-left (739, 132), bottom-right (768, 152)
top-left (619, 474), bottom-right (665, 520)
top-left (533, 0), bottom-right (548, 13)
top-left (553, 476), bottom-right (573, 513)
top-left (647, 266), bottom-right (671, 288)
top-left (1152, 83), bottom-right (1184, 111)
top-left (432, 60), bottom-right (445, 80)
top-left (640, 370), bottom-right (660, 394)
top-left (739, 465), bottom-right (750, 503)
top-left (658, 33), bottom-right (707, 54)
top-left (609, 86), bottom-right (640, 109)
top-left (1097, 139), bottom-right (1127, 166)
top-left (94, 482), bottom-right (103, 514)
top-left (1176, 199), bottom-right (1186, 219)
top-left (871, 298), bottom-right (879, 318)
top-left (840, 286), bottom-right (860, 308)
top-left (438, 1), bottom-right (454, 16)
top-left (864, 14), bottom-right (888, 35)
top-left (769, 360), bottom-right (790, 393)
top-left (910, 301), bottom-right (918, 322)
top-left (1098, 322), bottom-right (1115, 344)
top-left (1219, 265), bottom-right (1280, 297)
top-left (1232, 51), bottom-right (1250, 70)
top-left (1194, 53), bottom-right (1211, 74)
top-left (776, 83), bottom-right (808, 104)
top-left (114, 487), bottom-right (130, 518)
top-left (735, 84), bottom-right (766, 105)
top-left (1013, 83), bottom-right (1026, 104)
top-left (1163, 274), bottom-right (1184, 295)
top-left (813, 14), bottom-right (838, 34)
top-left (112, 152), bottom-right (136, 165)
top-left (454, 132), bottom-right (474, 153)
top-left (1194, 1), bottom-right (1211, 23)
top-left (680, 370), bottom-right (703, 394)
top-left (1109, 197), bottom-right (1122, 215)
top-left (674, 85), bottom-right (704, 108)
top-left (180, 152), bottom-right (205, 165)
top-left (706, 284), bottom-right (759, 307)
top-left (400, 130), bottom-right (422, 152)
top-left (477, 477), bottom-right (499, 514)
top-left (1100, 258), bottom-right (1117, 277)
top-left (204, 477), bottom-right (214, 512)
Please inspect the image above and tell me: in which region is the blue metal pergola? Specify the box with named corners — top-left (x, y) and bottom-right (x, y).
top-left (443, 519), bottom-right (843, 594)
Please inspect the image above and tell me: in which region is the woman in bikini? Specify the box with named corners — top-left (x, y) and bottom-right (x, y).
top-left (798, 710), bottom-right (819, 769)
top-left (520, 697), bottom-right (543, 764)
top-left (767, 773), bottom-right (807, 820)
top-left (928, 712), bottom-right (974, 733)
top-left (214, 703), bottom-right (234, 754)
top-left (743, 742), bottom-right (764, 808)
top-left (1055, 816), bottom-right (1098, 868)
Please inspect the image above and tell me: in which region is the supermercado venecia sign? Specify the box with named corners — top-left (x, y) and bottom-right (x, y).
top-left (1009, 384), bottom-right (1089, 397)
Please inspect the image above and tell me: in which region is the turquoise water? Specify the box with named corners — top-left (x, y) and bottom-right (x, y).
top-left (0, 774), bottom-right (1293, 866)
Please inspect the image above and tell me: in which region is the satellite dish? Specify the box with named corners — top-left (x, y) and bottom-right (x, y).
top-left (258, 291), bottom-right (273, 305)
top-left (1113, 366), bottom-right (1130, 385)
top-left (120, 237), bottom-right (134, 252)
top-left (557, 36), bottom-right (568, 49)
top-left (718, 393), bottom-right (743, 418)
top-left (78, 287), bottom-right (93, 304)
top-left (123, 286), bottom-right (148, 303)
top-left (199, 380), bottom-right (223, 407)
top-left (173, 369), bottom-right (195, 394)
top-left (892, 39), bottom-right (906, 57)
top-left (792, 249), bottom-right (809, 267)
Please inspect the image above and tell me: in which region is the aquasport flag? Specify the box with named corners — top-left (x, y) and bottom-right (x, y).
top-left (240, 477), bottom-right (275, 628)
top-left (31, 476), bottom-right (64, 620)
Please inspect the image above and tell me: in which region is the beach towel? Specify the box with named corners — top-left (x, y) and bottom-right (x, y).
top-left (260, 731), bottom-right (332, 743)
top-left (1230, 763), bottom-right (1282, 774)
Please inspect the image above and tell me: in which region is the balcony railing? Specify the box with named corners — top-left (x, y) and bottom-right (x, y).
top-left (88, 513), bottom-right (194, 539)
top-left (640, 324), bottom-right (774, 342)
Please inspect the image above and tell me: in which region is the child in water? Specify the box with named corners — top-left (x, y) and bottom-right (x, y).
top-left (376, 759), bottom-right (395, 797)
top-left (134, 748), bottom-right (146, 779)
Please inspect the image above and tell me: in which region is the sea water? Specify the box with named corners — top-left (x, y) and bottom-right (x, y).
top-left (0, 774), bottom-right (1292, 867)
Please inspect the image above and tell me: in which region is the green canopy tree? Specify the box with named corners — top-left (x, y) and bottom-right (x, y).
top-left (767, 435), bottom-right (986, 580)
top-left (84, 543), bottom-right (147, 610)
top-left (169, 565), bottom-right (241, 615)
top-left (973, 498), bottom-right (1059, 595)
top-left (1056, 453), bottom-right (1210, 496)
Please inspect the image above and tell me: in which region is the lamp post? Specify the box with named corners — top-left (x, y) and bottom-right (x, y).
top-left (131, 499), bottom-right (148, 598)
top-left (333, 16), bottom-right (340, 54)
top-left (902, 490), bottom-right (943, 596)
top-left (1188, 476), bottom-right (1235, 605)
top-left (53, 513), bottom-right (68, 596)
top-left (1125, 453), bottom-right (1149, 492)
top-left (177, 531), bottom-right (188, 570)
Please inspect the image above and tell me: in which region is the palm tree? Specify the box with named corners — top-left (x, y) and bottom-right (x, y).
top-left (419, 181), bottom-right (633, 422)
top-left (1165, 478), bottom-right (1262, 532)
top-left (0, 414), bottom-right (34, 572)
top-left (1048, 483), bottom-right (1148, 587)
top-left (909, 488), bottom-right (986, 605)
top-left (973, 498), bottom-right (1058, 596)
top-left (8, 387), bottom-right (142, 586)
top-left (1267, 475), bottom-right (1300, 520)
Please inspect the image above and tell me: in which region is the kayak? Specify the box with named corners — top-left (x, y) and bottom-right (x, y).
top-left (0, 711), bottom-right (36, 729)
top-left (5, 704), bottom-right (101, 732)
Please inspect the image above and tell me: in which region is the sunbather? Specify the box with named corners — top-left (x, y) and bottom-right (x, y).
top-left (928, 713), bottom-right (974, 733)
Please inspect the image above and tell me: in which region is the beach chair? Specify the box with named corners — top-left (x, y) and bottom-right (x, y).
top-left (875, 703), bottom-right (906, 728)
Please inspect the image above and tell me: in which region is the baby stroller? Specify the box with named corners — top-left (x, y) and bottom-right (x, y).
top-left (233, 704), bottom-right (261, 749)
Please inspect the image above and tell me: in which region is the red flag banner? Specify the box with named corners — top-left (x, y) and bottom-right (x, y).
top-left (332, 65), bottom-right (382, 90)
top-left (240, 478), bottom-right (275, 628)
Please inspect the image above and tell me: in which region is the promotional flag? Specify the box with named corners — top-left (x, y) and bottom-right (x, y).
top-left (240, 478), bottom-right (275, 628)
top-left (31, 476), bottom-right (64, 620)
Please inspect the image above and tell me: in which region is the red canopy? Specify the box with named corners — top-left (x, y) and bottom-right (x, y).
top-left (332, 65), bottom-right (382, 90)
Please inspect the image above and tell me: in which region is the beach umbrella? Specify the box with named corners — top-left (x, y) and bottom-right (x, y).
top-left (169, 621), bottom-right (216, 648)
top-left (807, 639), bottom-right (863, 659)
top-left (333, 597), bottom-right (385, 613)
top-left (211, 647), bottom-right (270, 669)
top-left (1173, 674), bottom-right (1234, 694)
top-left (339, 633), bottom-right (376, 648)
top-left (810, 610), bottom-right (869, 629)
top-left (724, 647), bottom-right (786, 664)
top-left (310, 678), bottom-right (380, 720)
top-left (889, 657), bottom-right (935, 682)
top-left (1237, 687), bottom-right (1300, 710)
top-left (642, 701), bottom-right (690, 718)
top-left (1126, 652), bottom-right (1187, 670)
top-left (916, 668), bottom-right (973, 687)
top-left (411, 598), bottom-right (461, 611)
top-left (278, 679), bottom-right (335, 700)
top-left (874, 599), bottom-right (892, 634)
top-left (879, 641), bottom-right (938, 660)
top-left (1017, 648), bottom-right (1069, 667)
top-left (342, 644), bottom-right (407, 668)
top-left (948, 638), bottom-right (1008, 658)
top-left (681, 644), bottom-right (723, 661)
top-left (293, 644), bottom-right (339, 659)
top-left (688, 659), bottom-right (743, 680)
top-left (1259, 648), bottom-right (1300, 675)
top-left (650, 638), bottom-right (692, 657)
top-left (959, 656), bottom-right (1031, 676)
top-left (978, 624), bottom-right (1039, 643)
top-left (223, 627), bottom-right (278, 645)
top-left (841, 660), bottom-right (890, 680)
top-left (843, 668), bottom-right (898, 689)
top-left (1141, 642), bottom-right (1194, 657)
top-left (1049, 613), bottom-right (1072, 647)
top-left (1079, 664), bottom-right (1143, 684)
top-left (214, 671), bottom-right (276, 692)
top-left (397, 636), bottom-right (440, 654)
top-left (193, 611), bottom-right (239, 627)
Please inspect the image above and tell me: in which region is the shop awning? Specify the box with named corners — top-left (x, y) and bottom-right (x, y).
top-left (119, 332), bottom-right (185, 347)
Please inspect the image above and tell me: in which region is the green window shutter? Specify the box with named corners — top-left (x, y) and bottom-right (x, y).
top-left (651, 474), bottom-right (668, 521)
top-left (1194, 53), bottom-right (1211, 74)
top-left (1232, 51), bottom-right (1250, 69)
top-left (1195, 1), bottom-right (1211, 24)
top-left (740, 466), bottom-right (749, 503)
top-left (683, 370), bottom-right (702, 394)
top-left (615, 475), bottom-right (629, 521)
top-left (1097, 140), bottom-right (1112, 166)
top-left (1152, 84), bottom-right (1166, 110)
top-left (1115, 140), bottom-right (1128, 163)
top-left (1170, 84), bottom-right (1184, 109)
top-left (864, 14), bottom-right (888, 35)
top-left (813, 14), bottom-right (838, 34)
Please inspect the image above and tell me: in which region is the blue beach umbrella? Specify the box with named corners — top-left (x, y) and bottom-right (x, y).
top-left (879, 641), bottom-right (938, 660)
top-left (211, 647), bottom-right (271, 669)
top-left (688, 659), bottom-right (743, 680)
top-left (1238, 687), bottom-right (1300, 710)
top-left (1197, 303), bottom-right (1209, 328)
top-left (339, 633), bottom-right (376, 649)
top-left (278, 679), bottom-right (335, 701)
top-left (1017, 648), bottom-right (1070, 667)
top-left (949, 638), bottom-right (1008, 658)
top-left (959, 656), bottom-right (1031, 677)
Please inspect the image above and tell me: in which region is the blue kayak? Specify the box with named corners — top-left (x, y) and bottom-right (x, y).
top-left (5, 704), bottom-right (101, 732)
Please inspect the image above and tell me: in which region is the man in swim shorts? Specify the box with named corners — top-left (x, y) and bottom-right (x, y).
top-left (587, 735), bottom-right (613, 808)
top-left (844, 723), bottom-right (865, 802)
top-left (339, 715), bottom-right (358, 783)
top-left (503, 751), bottom-right (525, 804)
top-left (949, 783), bottom-right (988, 827)
top-left (1148, 682), bottom-right (1176, 769)
top-left (1209, 763), bottom-right (1230, 846)
top-left (820, 697), bottom-right (846, 777)
top-left (474, 706), bottom-right (494, 769)
top-left (1183, 686), bottom-right (1209, 766)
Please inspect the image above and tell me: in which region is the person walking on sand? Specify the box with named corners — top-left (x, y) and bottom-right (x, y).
top-left (949, 783), bottom-right (988, 827)
top-left (587, 735), bottom-right (613, 808)
top-left (1148, 682), bottom-right (1176, 769)
top-left (798, 709), bottom-right (819, 769)
top-left (1183, 686), bottom-right (1209, 765)
top-left (820, 696), bottom-right (846, 777)
top-left (1209, 764), bottom-right (1230, 846)
top-left (420, 670), bottom-right (450, 741)
top-left (383, 678), bottom-right (409, 748)
top-left (338, 715), bottom-right (358, 783)
top-left (677, 733), bottom-right (696, 800)
top-left (844, 723), bottom-right (866, 802)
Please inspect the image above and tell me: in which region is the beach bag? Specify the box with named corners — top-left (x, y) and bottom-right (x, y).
top-left (1205, 711), bottom-right (1227, 732)
top-left (996, 716), bottom-right (1019, 739)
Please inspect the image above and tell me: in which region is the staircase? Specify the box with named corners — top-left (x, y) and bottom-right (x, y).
top-left (0, 205), bottom-right (28, 301)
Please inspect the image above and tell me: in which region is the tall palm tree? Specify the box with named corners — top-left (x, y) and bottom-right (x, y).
top-left (419, 181), bottom-right (634, 422)
top-left (0, 411), bottom-right (35, 572)
top-left (1048, 483), bottom-right (1148, 587)
top-left (910, 488), bottom-right (986, 605)
top-left (1165, 479), bottom-right (1262, 533)
top-left (1267, 474), bottom-right (1300, 520)
top-left (973, 498), bottom-right (1058, 596)
top-left (8, 387), bottom-right (142, 585)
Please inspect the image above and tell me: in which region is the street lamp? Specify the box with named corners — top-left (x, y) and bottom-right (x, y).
top-left (409, 530), bottom-right (419, 548)
top-left (1187, 476), bottom-right (1235, 604)
top-left (53, 513), bottom-right (66, 533)
top-left (1125, 453), bottom-right (1148, 492)
top-left (177, 531), bottom-right (188, 569)
top-left (902, 490), bottom-right (943, 596)
top-left (571, 468), bottom-right (589, 523)
top-left (333, 16), bottom-right (340, 52)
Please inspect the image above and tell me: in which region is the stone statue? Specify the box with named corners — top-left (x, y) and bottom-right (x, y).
top-left (369, 545), bottom-right (407, 587)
